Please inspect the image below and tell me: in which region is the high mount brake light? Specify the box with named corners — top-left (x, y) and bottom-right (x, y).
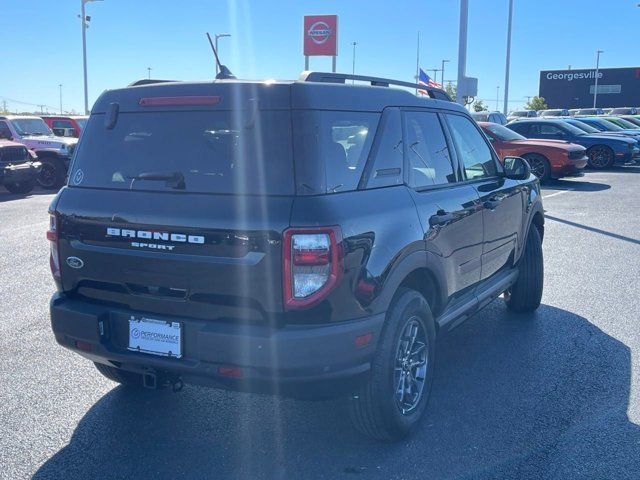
top-left (138, 96), bottom-right (221, 107)
top-left (282, 227), bottom-right (343, 310)
top-left (47, 212), bottom-right (61, 281)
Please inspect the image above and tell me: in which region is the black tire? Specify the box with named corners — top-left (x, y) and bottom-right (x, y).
top-left (349, 288), bottom-right (436, 441)
top-left (504, 226), bottom-right (543, 313)
top-left (586, 145), bottom-right (614, 169)
top-left (4, 179), bottom-right (35, 194)
top-left (37, 157), bottom-right (66, 190)
top-left (522, 153), bottom-right (551, 182)
top-left (94, 362), bottom-right (144, 387)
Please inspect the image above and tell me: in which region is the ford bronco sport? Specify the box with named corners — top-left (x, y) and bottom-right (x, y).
top-left (48, 72), bottom-right (544, 441)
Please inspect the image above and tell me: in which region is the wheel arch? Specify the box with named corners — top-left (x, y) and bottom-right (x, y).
top-left (371, 250), bottom-right (448, 321)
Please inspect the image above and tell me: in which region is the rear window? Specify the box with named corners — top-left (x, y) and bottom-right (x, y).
top-left (292, 111), bottom-right (379, 194)
top-left (69, 110), bottom-right (294, 195)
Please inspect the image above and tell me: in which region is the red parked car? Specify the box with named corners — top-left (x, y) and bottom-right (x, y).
top-left (479, 122), bottom-right (588, 181)
top-left (41, 116), bottom-right (88, 138)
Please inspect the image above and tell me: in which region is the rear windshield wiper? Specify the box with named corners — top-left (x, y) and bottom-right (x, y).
top-left (127, 171), bottom-right (186, 190)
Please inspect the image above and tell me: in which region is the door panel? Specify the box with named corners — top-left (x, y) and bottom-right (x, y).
top-left (474, 178), bottom-right (524, 280)
top-left (403, 110), bottom-right (483, 299)
top-left (409, 187), bottom-right (483, 297)
top-left (444, 113), bottom-right (524, 281)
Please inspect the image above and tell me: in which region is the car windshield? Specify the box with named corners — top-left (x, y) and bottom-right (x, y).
top-left (10, 118), bottom-right (54, 136)
top-left (587, 118), bottom-right (624, 131)
top-left (566, 120), bottom-right (600, 134)
top-left (556, 121), bottom-right (588, 136)
top-left (606, 117), bottom-right (639, 129)
top-left (484, 123), bottom-right (526, 141)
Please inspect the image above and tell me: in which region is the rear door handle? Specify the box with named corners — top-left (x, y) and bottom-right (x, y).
top-left (483, 198), bottom-right (503, 210)
top-left (429, 210), bottom-right (456, 227)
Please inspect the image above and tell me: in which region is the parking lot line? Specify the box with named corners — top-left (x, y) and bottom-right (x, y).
top-left (542, 188), bottom-right (574, 199)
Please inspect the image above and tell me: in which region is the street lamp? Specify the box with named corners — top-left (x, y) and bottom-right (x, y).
top-left (147, 67), bottom-right (152, 79)
top-left (593, 50), bottom-right (604, 108)
top-left (441, 59), bottom-right (450, 86)
top-left (351, 42), bottom-right (357, 77)
top-left (80, 0), bottom-right (102, 115)
top-left (59, 84), bottom-right (63, 114)
top-left (496, 86), bottom-right (500, 111)
top-left (214, 33), bottom-right (231, 75)
top-left (503, 0), bottom-right (514, 115)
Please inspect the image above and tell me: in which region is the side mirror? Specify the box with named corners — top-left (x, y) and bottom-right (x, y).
top-left (503, 156), bottom-right (531, 180)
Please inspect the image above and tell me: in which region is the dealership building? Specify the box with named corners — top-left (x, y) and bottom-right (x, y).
top-left (539, 67), bottom-right (640, 108)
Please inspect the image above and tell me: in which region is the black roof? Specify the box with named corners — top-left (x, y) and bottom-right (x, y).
top-left (91, 72), bottom-right (466, 115)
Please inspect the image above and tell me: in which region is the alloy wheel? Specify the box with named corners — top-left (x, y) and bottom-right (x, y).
top-left (394, 316), bottom-right (428, 414)
top-left (589, 146), bottom-right (612, 168)
top-left (38, 163), bottom-right (57, 188)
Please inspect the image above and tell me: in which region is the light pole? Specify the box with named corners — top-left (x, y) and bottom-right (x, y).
top-left (456, 0), bottom-right (469, 106)
top-left (58, 84), bottom-right (63, 114)
top-left (351, 42), bottom-right (357, 77)
top-left (496, 86), bottom-right (500, 111)
top-left (593, 50), bottom-right (603, 108)
top-left (147, 67), bottom-right (152, 79)
top-left (503, 0), bottom-right (514, 115)
top-left (441, 59), bottom-right (450, 86)
top-left (214, 33), bottom-right (231, 76)
top-left (80, 0), bottom-right (102, 115)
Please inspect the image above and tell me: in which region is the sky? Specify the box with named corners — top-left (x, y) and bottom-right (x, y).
top-left (1, 0), bottom-right (639, 114)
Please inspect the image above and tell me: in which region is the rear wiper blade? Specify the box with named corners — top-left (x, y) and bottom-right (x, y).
top-left (128, 171), bottom-right (186, 190)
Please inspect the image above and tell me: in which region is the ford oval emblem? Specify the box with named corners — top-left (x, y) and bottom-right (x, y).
top-left (66, 256), bottom-right (84, 269)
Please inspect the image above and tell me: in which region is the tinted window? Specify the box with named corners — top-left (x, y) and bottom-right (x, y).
top-left (365, 109), bottom-right (403, 189)
top-left (484, 123), bottom-right (526, 141)
top-left (292, 111), bottom-right (378, 194)
top-left (70, 111), bottom-right (294, 195)
top-left (0, 121), bottom-right (11, 139)
top-left (404, 111), bottom-right (455, 188)
top-left (447, 114), bottom-right (497, 180)
top-left (52, 120), bottom-right (74, 129)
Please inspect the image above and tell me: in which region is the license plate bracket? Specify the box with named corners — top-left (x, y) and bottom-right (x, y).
top-left (128, 316), bottom-right (182, 358)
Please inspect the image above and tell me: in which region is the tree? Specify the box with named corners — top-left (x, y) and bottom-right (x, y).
top-left (473, 100), bottom-right (488, 112)
top-left (524, 96), bottom-right (548, 111)
top-left (444, 82), bottom-right (457, 102)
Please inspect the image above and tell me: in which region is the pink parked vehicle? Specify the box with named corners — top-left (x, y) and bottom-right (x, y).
top-left (0, 140), bottom-right (42, 194)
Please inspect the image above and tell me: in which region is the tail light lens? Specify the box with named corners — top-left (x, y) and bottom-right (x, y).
top-left (283, 227), bottom-right (343, 310)
top-left (47, 212), bottom-right (61, 281)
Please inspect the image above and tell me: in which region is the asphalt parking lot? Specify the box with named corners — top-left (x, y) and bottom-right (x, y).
top-left (1, 169), bottom-right (639, 480)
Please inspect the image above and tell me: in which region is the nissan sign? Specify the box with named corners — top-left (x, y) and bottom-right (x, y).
top-left (303, 15), bottom-right (338, 56)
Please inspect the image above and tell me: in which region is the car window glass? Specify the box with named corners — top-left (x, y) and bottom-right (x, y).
top-left (404, 111), bottom-right (455, 188)
top-left (52, 120), bottom-right (74, 129)
top-left (365, 109), bottom-right (403, 189)
top-left (0, 121), bottom-right (11, 139)
top-left (447, 114), bottom-right (497, 180)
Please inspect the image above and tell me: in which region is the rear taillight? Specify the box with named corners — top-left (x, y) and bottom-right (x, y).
top-left (283, 227), bottom-right (343, 310)
top-left (47, 212), bottom-right (61, 281)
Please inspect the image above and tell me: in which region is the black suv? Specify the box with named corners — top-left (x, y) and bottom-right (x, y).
top-left (48, 72), bottom-right (544, 441)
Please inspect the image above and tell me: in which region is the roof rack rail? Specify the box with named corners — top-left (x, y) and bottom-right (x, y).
top-left (300, 71), bottom-right (452, 101)
top-left (128, 79), bottom-right (177, 87)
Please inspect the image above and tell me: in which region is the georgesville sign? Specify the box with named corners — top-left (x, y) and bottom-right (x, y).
top-left (303, 15), bottom-right (338, 56)
top-left (539, 67), bottom-right (640, 108)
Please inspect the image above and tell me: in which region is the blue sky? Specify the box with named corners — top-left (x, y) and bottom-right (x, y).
top-left (1, 0), bottom-right (639, 114)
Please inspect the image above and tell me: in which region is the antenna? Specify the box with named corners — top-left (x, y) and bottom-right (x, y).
top-left (206, 32), bottom-right (236, 80)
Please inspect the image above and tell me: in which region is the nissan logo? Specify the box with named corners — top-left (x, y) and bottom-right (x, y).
top-left (308, 21), bottom-right (332, 44)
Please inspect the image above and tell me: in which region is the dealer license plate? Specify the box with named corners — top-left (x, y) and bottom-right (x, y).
top-left (128, 317), bottom-right (182, 358)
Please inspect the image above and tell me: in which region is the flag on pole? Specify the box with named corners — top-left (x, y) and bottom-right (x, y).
top-left (417, 68), bottom-right (442, 95)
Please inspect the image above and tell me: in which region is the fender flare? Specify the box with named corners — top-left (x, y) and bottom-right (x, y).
top-left (369, 249), bottom-right (448, 317)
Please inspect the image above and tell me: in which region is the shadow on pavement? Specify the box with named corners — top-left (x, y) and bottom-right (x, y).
top-left (0, 187), bottom-right (56, 203)
top-left (33, 303), bottom-right (640, 480)
top-left (541, 178), bottom-right (610, 192)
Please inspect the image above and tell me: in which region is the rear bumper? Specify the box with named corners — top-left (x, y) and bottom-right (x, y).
top-left (0, 161), bottom-right (41, 184)
top-left (50, 294), bottom-right (385, 397)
